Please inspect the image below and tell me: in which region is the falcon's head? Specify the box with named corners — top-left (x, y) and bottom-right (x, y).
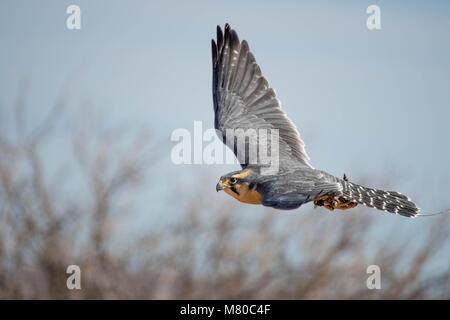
top-left (216, 169), bottom-right (262, 205)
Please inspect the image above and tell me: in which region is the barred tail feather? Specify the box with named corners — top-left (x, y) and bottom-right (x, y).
top-left (342, 181), bottom-right (420, 218)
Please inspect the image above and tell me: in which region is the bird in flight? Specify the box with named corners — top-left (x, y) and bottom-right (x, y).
top-left (212, 24), bottom-right (420, 218)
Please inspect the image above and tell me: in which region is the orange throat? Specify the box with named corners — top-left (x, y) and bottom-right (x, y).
top-left (224, 182), bottom-right (262, 205)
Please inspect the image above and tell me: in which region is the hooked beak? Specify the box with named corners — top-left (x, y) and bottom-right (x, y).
top-left (216, 181), bottom-right (224, 192)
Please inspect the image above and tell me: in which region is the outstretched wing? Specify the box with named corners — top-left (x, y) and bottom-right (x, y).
top-left (212, 24), bottom-right (312, 170)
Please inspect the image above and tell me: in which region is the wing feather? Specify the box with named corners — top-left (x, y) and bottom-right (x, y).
top-left (212, 24), bottom-right (312, 170)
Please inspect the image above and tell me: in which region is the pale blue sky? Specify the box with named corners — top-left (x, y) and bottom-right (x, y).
top-left (1, 1), bottom-right (449, 270)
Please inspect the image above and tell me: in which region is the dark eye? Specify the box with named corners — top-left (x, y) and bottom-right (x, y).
top-left (230, 177), bottom-right (237, 184)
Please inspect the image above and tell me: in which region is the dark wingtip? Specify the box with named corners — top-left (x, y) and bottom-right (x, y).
top-left (230, 29), bottom-right (240, 48)
top-left (224, 23), bottom-right (230, 44)
top-left (211, 39), bottom-right (217, 65)
top-left (216, 25), bottom-right (224, 51)
top-left (241, 40), bottom-right (249, 50)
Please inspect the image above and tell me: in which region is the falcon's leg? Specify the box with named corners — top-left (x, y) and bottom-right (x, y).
top-left (313, 194), bottom-right (333, 209)
top-left (313, 194), bottom-right (357, 211)
top-left (313, 194), bottom-right (336, 211)
top-left (335, 197), bottom-right (358, 210)
top-left (337, 173), bottom-right (357, 210)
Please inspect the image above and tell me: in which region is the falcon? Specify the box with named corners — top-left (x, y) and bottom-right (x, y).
top-left (212, 24), bottom-right (420, 218)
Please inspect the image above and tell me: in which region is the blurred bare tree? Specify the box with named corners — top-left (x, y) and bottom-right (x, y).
top-left (0, 84), bottom-right (449, 299)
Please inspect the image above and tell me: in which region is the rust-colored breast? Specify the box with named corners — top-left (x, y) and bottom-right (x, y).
top-left (224, 182), bottom-right (262, 205)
